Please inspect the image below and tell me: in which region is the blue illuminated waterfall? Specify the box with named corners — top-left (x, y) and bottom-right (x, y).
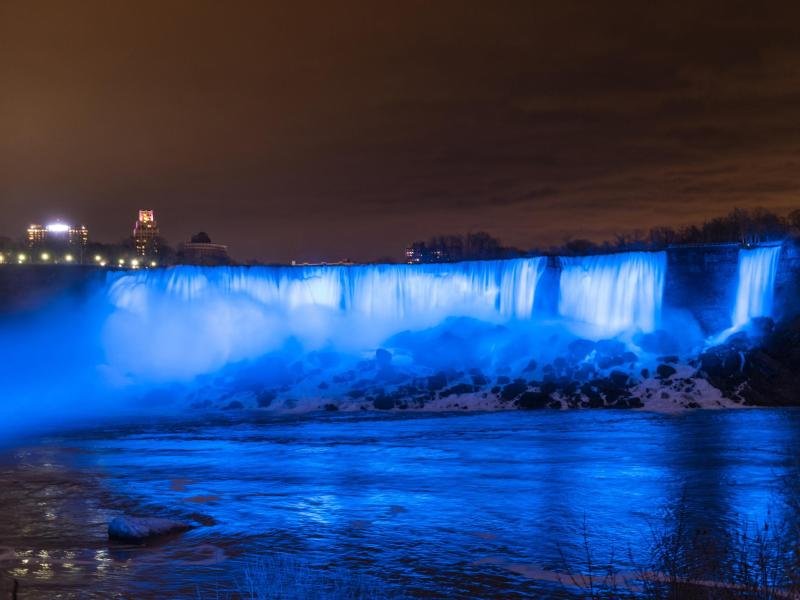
top-left (731, 245), bottom-right (781, 328)
top-left (104, 258), bottom-right (547, 380)
top-left (557, 252), bottom-right (666, 336)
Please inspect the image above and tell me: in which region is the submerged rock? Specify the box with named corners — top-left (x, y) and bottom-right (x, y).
top-left (108, 516), bottom-right (192, 543)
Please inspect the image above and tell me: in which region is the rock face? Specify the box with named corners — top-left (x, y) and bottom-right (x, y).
top-left (740, 316), bottom-right (800, 405)
top-left (108, 516), bottom-right (192, 543)
top-left (698, 316), bottom-right (800, 406)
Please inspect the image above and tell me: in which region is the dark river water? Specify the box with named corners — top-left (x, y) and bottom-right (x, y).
top-left (0, 409), bottom-right (798, 599)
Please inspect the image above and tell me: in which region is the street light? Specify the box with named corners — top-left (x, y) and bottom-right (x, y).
top-left (64, 254), bottom-right (74, 262)
top-left (40, 252), bottom-right (50, 262)
top-left (94, 254), bottom-right (102, 262)
top-left (17, 253), bottom-right (26, 263)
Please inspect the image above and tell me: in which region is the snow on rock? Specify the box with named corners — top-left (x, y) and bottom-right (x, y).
top-left (108, 516), bottom-right (192, 543)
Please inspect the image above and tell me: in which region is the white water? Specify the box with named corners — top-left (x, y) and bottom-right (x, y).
top-left (557, 251), bottom-right (666, 337)
top-left (103, 259), bottom-right (548, 380)
top-left (731, 246), bottom-right (781, 328)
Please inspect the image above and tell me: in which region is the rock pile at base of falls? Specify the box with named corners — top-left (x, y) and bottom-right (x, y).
top-left (182, 315), bottom-right (800, 412)
top-left (700, 316), bottom-right (800, 406)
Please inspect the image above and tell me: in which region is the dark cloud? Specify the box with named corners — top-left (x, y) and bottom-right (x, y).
top-left (1, 0), bottom-right (799, 261)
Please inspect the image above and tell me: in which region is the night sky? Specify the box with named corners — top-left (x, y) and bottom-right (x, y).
top-left (2, 1), bottom-right (799, 262)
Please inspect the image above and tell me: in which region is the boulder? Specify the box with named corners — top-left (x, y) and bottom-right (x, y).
top-left (375, 348), bottom-right (392, 367)
top-left (256, 391), bottom-right (276, 408)
top-left (608, 370), bottom-right (630, 387)
top-left (516, 391), bottom-right (551, 409)
top-left (427, 372), bottom-right (448, 392)
top-left (441, 383), bottom-right (478, 397)
top-left (471, 371), bottom-right (489, 386)
top-left (108, 516), bottom-right (192, 543)
top-left (500, 380), bottom-right (528, 401)
top-left (372, 394), bottom-right (396, 410)
top-left (568, 339), bottom-right (595, 360)
top-left (656, 364), bottom-right (677, 379)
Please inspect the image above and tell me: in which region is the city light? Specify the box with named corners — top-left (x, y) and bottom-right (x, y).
top-left (64, 254), bottom-right (74, 262)
top-left (41, 252), bottom-right (50, 261)
top-left (45, 223), bottom-right (70, 233)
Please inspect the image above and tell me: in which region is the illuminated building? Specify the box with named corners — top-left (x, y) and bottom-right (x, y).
top-left (27, 222), bottom-right (89, 247)
top-left (132, 209), bottom-right (160, 256)
top-left (404, 242), bottom-right (429, 264)
top-left (179, 232), bottom-right (232, 265)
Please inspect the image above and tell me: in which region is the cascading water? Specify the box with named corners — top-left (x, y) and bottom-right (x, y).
top-left (731, 245), bottom-right (781, 329)
top-left (103, 258), bottom-right (547, 381)
top-left (557, 251), bottom-right (666, 337)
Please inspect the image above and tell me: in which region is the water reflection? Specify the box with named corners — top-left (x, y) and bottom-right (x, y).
top-left (0, 410), bottom-right (798, 597)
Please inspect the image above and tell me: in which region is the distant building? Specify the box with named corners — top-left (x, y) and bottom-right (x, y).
top-left (132, 209), bottom-right (160, 256)
top-left (178, 232), bottom-right (232, 265)
top-left (27, 222), bottom-right (88, 247)
top-left (404, 242), bottom-right (429, 264)
top-left (291, 259), bottom-right (355, 266)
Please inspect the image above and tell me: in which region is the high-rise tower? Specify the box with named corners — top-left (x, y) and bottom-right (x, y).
top-left (133, 210), bottom-right (160, 256)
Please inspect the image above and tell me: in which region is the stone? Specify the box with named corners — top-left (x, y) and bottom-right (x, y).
top-left (427, 372), bottom-right (448, 392)
top-left (441, 383), bottom-right (478, 397)
top-left (500, 380), bottom-right (528, 401)
top-left (656, 364), bottom-right (677, 379)
top-left (609, 370), bottom-right (630, 387)
top-left (375, 348), bottom-right (392, 367)
top-left (516, 391), bottom-right (551, 409)
top-left (522, 359), bottom-right (538, 373)
top-left (471, 372), bottom-right (489, 386)
top-left (256, 391), bottom-right (276, 408)
top-left (567, 338), bottom-right (595, 360)
top-left (372, 394), bottom-right (395, 410)
top-left (108, 516), bottom-right (192, 543)
top-left (621, 351), bottom-right (638, 364)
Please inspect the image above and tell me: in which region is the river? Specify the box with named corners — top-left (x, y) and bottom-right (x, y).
top-left (0, 409), bottom-right (798, 598)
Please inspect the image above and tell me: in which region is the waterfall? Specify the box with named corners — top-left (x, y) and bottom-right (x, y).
top-left (103, 258), bottom-right (547, 379)
top-left (557, 251), bottom-right (666, 337)
top-left (731, 246), bottom-right (781, 328)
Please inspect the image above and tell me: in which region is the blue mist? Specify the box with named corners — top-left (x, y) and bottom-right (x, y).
top-left (103, 258), bottom-right (547, 382)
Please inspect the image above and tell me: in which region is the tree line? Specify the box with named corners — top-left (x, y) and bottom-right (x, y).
top-left (405, 207), bottom-right (800, 262)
